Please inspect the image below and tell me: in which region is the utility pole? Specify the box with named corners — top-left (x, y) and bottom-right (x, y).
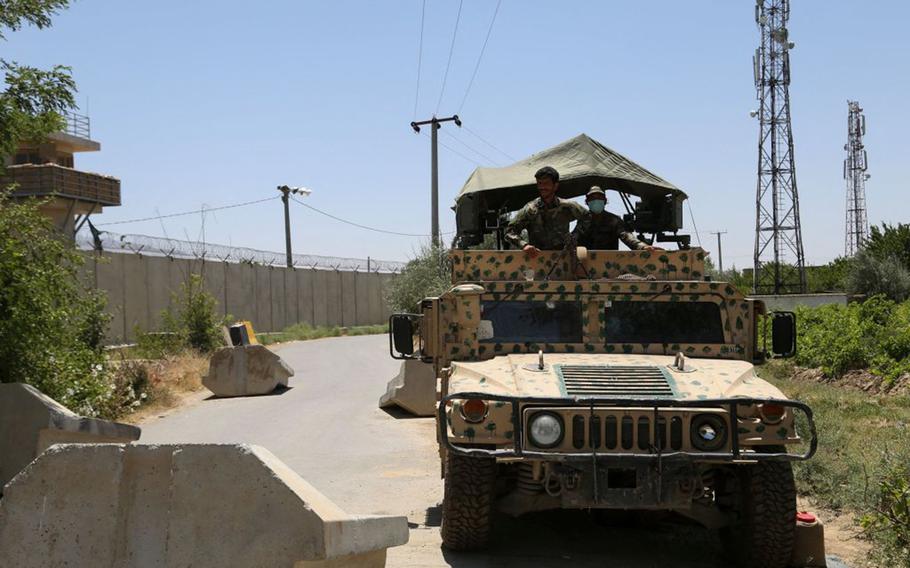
top-left (411, 114), bottom-right (462, 247)
top-left (277, 185), bottom-right (312, 268)
top-left (710, 231), bottom-right (728, 274)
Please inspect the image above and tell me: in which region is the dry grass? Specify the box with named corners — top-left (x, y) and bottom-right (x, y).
top-left (115, 350), bottom-right (209, 424)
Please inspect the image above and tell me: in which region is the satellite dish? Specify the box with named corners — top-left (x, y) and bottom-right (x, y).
top-left (749, 110), bottom-right (759, 118)
top-left (864, 174), bottom-right (871, 181)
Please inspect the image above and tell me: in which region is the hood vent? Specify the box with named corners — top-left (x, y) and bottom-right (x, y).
top-left (556, 365), bottom-right (676, 398)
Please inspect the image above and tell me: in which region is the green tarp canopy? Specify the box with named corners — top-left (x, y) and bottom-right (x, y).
top-left (455, 133), bottom-right (686, 212)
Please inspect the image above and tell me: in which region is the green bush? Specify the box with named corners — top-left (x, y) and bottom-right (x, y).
top-left (862, 450), bottom-right (910, 568)
top-left (171, 273), bottom-right (225, 352)
top-left (0, 193), bottom-right (114, 416)
top-left (794, 303), bottom-right (866, 376)
top-left (136, 273), bottom-right (227, 357)
top-left (385, 242), bottom-right (451, 313)
top-left (794, 296), bottom-right (910, 382)
top-left (847, 250), bottom-right (910, 302)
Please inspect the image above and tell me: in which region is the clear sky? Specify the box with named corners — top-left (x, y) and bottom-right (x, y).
top-left (4, 0), bottom-right (908, 265)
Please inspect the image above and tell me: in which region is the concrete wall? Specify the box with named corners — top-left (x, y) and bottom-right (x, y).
top-left (750, 293), bottom-right (849, 312)
top-left (81, 251), bottom-right (395, 343)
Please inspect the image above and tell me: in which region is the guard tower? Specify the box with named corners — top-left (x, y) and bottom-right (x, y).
top-left (0, 111), bottom-right (120, 237)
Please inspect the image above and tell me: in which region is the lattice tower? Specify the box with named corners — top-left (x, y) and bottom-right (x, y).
top-left (752, 0), bottom-right (806, 294)
top-left (844, 100), bottom-right (869, 256)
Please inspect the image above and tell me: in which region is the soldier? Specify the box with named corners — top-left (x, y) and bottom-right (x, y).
top-left (504, 166), bottom-right (587, 259)
top-left (573, 186), bottom-right (661, 251)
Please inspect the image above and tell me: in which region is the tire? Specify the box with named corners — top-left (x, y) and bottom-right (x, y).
top-left (440, 450), bottom-right (496, 550)
top-left (721, 448), bottom-right (796, 568)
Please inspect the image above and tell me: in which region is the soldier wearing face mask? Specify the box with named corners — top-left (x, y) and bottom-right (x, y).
top-left (573, 186), bottom-right (659, 251)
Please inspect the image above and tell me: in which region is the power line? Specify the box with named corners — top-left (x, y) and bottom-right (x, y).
top-left (96, 196), bottom-right (279, 227)
top-left (457, 0), bottom-right (502, 114)
top-left (412, 0), bottom-right (427, 120)
top-left (435, 0), bottom-right (464, 115)
top-left (421, 129), bottom-right (482, 166)
top-left (440, 127), bottom-right (500, 165)
top-left (290, 195), bottom-right (453, 237)
top-left (463, 125), bottom-right (517, 162)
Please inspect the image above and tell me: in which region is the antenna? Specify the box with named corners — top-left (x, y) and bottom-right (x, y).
top-left (752, 0), bottom-right (807, 294)
top-left (844, 100), bottom-right (869, 256)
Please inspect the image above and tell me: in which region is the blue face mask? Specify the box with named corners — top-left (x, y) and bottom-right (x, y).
top-left (588, 200), bottom-right (605, 214)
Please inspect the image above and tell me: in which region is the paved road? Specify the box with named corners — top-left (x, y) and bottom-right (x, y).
top-left (141, 336), bottom-right (844, 567)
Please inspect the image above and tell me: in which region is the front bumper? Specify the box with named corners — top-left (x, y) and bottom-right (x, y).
top-left (439, 393), bottom-right (818, 462)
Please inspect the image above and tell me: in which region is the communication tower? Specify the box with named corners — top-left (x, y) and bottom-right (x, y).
top-left (752, 0), bottom-right (806, 294)
top-left (844, 100), bottom-right (869, 256)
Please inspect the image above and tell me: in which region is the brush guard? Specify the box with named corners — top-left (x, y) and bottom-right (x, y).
top-left (439, 393), bottom-right (817, 463)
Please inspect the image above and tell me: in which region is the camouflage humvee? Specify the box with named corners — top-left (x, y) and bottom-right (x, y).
top-left (390, 135), bottom-right (817, 568)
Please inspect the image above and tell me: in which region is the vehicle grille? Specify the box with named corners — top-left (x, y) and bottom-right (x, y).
top-left (570, 412), bottom-right (684, 451)
top-left (557, 365), bottom-right (676, 398)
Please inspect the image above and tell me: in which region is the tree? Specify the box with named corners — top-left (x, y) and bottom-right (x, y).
top-left (0, 2), bottom-right (115, 416)
top-left (1, 1), bottom-right (76, 169)
top-left (0, 191), bottom-right (112, 415)
top-left (806, 257), bottom-right (852, 293)
top-left (385, 242), bottom-right (451, 313)
top-left (865, 223), bottom-right (910, 269)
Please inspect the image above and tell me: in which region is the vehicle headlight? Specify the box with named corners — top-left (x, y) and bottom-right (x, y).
top-left (528, 412), bottom-right (564, 449)
top-left (690, 414), bottom-right (727, 452)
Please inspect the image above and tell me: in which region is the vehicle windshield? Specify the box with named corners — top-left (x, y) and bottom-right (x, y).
top-left (604, 301), bottom-right (724, 344)
top-left (474, 299), bottom-right (725, 346)
top-left (479, 301), bottom-right (583, 343)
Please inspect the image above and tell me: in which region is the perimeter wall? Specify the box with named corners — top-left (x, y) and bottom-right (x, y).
top-left (81, 252), bottom-right (396, 343)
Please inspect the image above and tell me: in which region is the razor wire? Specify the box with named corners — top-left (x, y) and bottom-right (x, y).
top-left (76, 231), bottom-right (407, 273)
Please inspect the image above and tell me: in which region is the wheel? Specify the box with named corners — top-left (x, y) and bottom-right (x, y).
top-left (440, 450), bottom-right (496, 550)
top-left (720, 447), bottom-right (796, 568)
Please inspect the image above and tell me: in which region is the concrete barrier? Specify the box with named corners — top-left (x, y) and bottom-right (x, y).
top-left (0, 383), bottom-right (140, 493)
top-left (203, 344), bottom-right (294, 397)
top-left (0, 444), bottom-right (409, 567)
top-left (378, 360), bottom-right (437, 416)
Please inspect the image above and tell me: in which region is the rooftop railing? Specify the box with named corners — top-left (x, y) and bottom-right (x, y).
top-left (62, 111), bottom-right (91, 139)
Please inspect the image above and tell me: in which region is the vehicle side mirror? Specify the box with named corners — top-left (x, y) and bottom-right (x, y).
top-left (389, 314), bottom-right (421, 359)
top-left (771, 312), bottom-right (796, 358)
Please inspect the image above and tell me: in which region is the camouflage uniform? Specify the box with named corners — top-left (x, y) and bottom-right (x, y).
top-left (504, 197), bottom-right (588, 250)
top-left (573, 211), bottom-right (648, 250)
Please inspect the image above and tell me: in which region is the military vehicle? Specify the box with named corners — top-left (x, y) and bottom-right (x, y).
top-left (389, 134), bottom-right (817, 568)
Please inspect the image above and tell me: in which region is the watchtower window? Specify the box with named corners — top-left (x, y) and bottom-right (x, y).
top-left (13, 152), bottom-right (41, 165)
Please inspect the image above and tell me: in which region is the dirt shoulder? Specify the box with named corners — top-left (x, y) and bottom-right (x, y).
top-left (798, 497), bottom-right (871, 568)
top-left (762, 361), bottom-right (910, 567)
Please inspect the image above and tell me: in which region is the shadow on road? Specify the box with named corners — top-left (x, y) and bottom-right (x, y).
top-left (203, 385), bottom-right (294, 401)
top-left (439, 510), bottom-right (726, 568)
top-left (380, 406), bottom-right (429, 420)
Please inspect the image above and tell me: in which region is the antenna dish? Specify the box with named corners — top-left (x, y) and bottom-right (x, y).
top-left (750, 110), bottom-right (759, 118)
